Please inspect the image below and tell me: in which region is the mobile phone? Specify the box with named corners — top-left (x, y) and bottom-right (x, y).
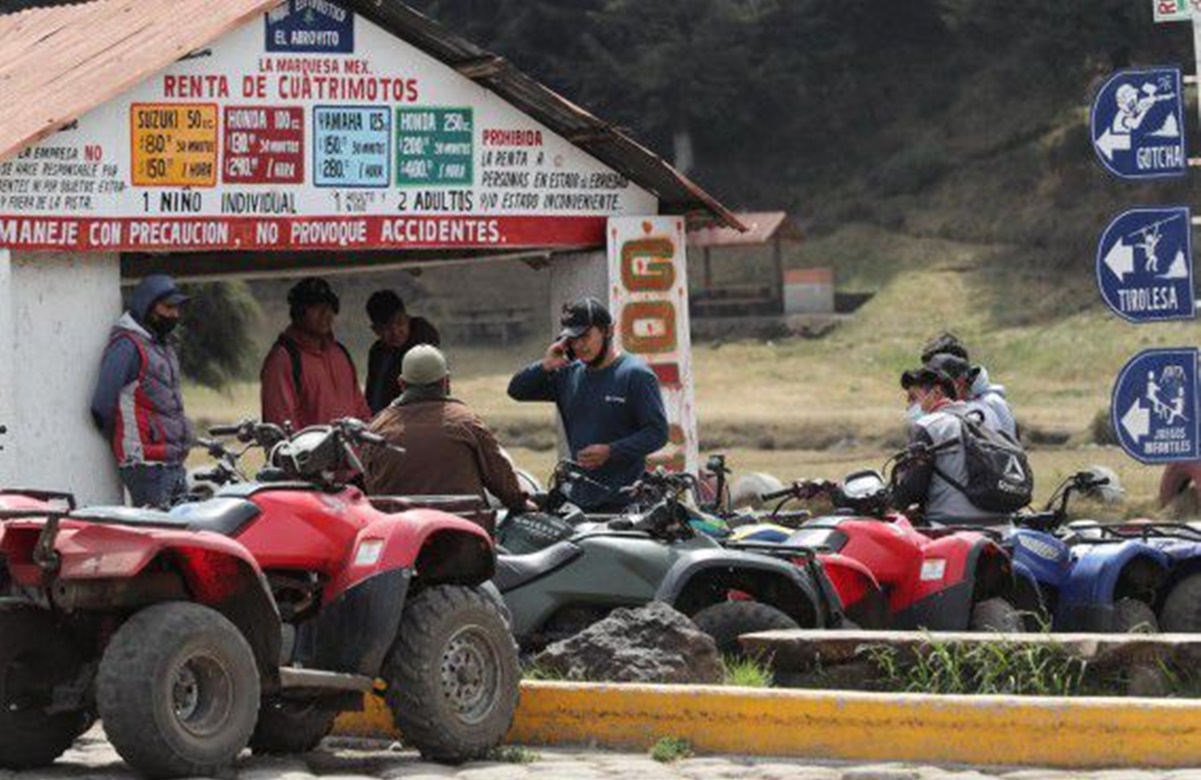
top-left (557, 338), bottom-right (575, 361)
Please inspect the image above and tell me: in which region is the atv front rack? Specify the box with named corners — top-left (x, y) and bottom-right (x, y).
top-left (0, 489), bottom-right (75, 510)
top-left (1090, 522), bottom-right (1201, 543)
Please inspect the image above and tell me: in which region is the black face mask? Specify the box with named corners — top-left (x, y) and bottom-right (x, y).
top-left (147, 313), bottom-right (179, 339)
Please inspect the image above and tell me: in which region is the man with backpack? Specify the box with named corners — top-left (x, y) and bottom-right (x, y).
top-left (920, 332), bottom-right (1017, 440)
top-left (891, 364), bottom-right (1032, 526)
top-left (261, 277), bottom-right (370, 430)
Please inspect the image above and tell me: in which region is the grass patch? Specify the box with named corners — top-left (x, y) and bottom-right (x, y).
top-left (649, 737), bottom-right (694, 763)
top-left (864, 635), bottom-right (1089, 696)
top-left (722, 655), bottom-right (773, 688)
top-left (487, 745), bottom-right (541, 764)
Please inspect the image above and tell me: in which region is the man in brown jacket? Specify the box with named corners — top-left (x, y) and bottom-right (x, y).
top-left (364, 345), bottom-right (528, 521)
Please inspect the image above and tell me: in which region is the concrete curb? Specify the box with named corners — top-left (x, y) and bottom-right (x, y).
top-left (334, 681), bottom-right (1201, 768)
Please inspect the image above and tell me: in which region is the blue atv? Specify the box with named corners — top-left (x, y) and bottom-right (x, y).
top-left (989, 468), bottom-right (1167, 632)
top-left (1066, 517), bottom-right (1201, 633)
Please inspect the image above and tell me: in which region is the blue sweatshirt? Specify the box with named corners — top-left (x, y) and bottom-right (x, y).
top-left (507, 353), bottom-right (669, 508)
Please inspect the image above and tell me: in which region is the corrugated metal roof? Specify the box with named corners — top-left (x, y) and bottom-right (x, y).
top-left (0, 0), bottom-right (741, 230)
top-left (688, 212), bottom-right (803, 247)
top-left (0, 0), bottom-right (280, 161)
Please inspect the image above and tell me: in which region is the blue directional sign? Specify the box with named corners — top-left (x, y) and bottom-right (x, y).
top-left (1096, 206), bottom-right (1195, 322)
top-left (1091, 67), bottom-right (1186, 179)
top-left (1112, 348), bottom-right (1200, 463)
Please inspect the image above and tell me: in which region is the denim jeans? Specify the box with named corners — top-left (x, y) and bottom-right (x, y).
top-left (120, 463), bottom-right (187, 508)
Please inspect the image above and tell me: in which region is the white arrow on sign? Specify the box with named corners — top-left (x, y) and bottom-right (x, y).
top-left (1121, 399), bottom-right (1151, 441)
top-left (1095, 128), bottom-right (1132, 161)
top-left (1103, 238), bottom-right (1136, 281)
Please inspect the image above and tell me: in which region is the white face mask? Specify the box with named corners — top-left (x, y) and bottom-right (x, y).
top-left (906, 403), bottom-right (924, 422)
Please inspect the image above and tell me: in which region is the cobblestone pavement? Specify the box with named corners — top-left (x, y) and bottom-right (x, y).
top-left (8, 729), bottom-right (1201, 780)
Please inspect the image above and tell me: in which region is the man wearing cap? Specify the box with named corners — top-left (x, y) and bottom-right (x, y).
top-left (507, 297), bottom-right (669, 511)
top-left (364, 345), bottom-right (528, 525)
top-left (260, 276), bottom-right (370, 430)
top-left (923, 353), bottom-right (1005, 434)
top-left (892, 365), bottom-right (1009, 526)
top-left (364, 289), bottom-right (441, 415)
top-left (90, 274), bottom-right (193, 508)
top-left (921, 332), bottom-right (1017, 439)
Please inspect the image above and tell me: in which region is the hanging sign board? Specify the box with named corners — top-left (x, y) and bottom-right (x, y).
top-left (607, 216), bottom-right (698, 476)
top-left (0, 0), bottom-right (656, 252)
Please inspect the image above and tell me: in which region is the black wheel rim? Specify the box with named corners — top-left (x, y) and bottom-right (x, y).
top-left (439, 624), bottom-right (502, 725)
top-left (169, 651), bottom-right (234, 738)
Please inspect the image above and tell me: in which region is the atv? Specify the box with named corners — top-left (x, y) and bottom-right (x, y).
top-left (976, 468), bottom-right (1166, 632)
top-left (0, 418), bottom-right (519, 779)
top-left (730, 468), bottom-right (1026, 631)
top-left (492, 466), bottom-right (849, 655)
top-left (1066, 511), bottom-right (1201, 633)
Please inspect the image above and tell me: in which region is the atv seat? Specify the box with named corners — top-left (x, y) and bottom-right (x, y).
top-left (71, 498), bottom-right (261, 537)
top-left (493, 541), bottom-right (582, 592)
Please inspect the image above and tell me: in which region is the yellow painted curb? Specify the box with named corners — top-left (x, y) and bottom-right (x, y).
top-left (335, 681), bottom-right (1201, 768)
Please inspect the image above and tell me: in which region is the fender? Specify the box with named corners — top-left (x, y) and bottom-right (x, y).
top-left (0, 519), bottom-right (281, 686)
top-left (1059, 541), bottom-right (1169, 630)
top-left (819, 552), bottom-right (887, 628)
top-left (329, 507), bottom-right (494, 598)
top-left (897, 536), bottom-right (1014, 631)
top-left (654, 548), bottom-right (831, 627)
top-left (1007, 529), bottom-right (1071, 590)
top-left (0, 519), bottom-right (263, 591)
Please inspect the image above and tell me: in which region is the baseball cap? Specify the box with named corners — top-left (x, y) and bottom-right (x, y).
top-left (925, 352), bottom-right (972, 382)
top-left (558, 297), bottom-right (612, 340)
top-left (900, 366), bottom-right (956, 398)
top-left (401, 344), bottom-right (449, 386)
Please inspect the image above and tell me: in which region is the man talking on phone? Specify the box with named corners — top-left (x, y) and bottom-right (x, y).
top-left (508, 297), bottom-right (668, 511)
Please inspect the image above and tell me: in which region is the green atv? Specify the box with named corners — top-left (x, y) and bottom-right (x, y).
top-left (492, 466), bottom-right (848, 653)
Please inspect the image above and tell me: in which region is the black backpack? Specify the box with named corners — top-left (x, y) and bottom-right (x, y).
top-left (932, 411), bottom-right (1033, 513)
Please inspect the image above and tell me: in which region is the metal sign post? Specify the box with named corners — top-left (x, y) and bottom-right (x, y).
top-left (1096, 206), bottom-right (1195, 322)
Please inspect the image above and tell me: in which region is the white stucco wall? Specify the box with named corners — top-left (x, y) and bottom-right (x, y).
top-left (0, 251), bottom-right (122, 504)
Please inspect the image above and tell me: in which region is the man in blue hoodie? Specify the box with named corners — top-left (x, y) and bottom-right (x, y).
top-left (508, 297), bottom-right (668, 510)
top-left (90, 275), bottom-right (193, 508)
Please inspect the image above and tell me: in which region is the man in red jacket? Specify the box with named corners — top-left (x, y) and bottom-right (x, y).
top-left (260, 277), bottom-right (371, 430)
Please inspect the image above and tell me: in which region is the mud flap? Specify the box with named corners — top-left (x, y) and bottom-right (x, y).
top-left (294, 568), bottom-right (411, 676)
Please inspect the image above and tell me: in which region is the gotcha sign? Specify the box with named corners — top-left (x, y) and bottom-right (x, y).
top-left (0, 2), bottom-right (655, 252)
top-left (1112, 348), bottom-right (1200, 463)
top-left (1091, 67), bottom-right (1187, 180)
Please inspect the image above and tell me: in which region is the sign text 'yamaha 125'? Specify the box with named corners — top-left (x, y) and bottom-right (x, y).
top-left (1112, 348), bottom-right (1200, 463)
top-left (1091, 67), bottom-right (1187, 179)
top-left (1096, 206), bottom-right (1195, 322)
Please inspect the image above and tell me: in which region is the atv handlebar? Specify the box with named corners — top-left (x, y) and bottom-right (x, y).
top-left (761, 479), bottom-right (837, 503)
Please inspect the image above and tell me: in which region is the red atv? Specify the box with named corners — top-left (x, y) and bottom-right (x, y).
top-left (0, 419), bottom-right (519, 779)
top-left (731, 469), bottom-right (1025, 631)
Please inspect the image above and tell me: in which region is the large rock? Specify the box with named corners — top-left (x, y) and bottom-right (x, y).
top-left (533, 601), bottom-right (724, 684)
